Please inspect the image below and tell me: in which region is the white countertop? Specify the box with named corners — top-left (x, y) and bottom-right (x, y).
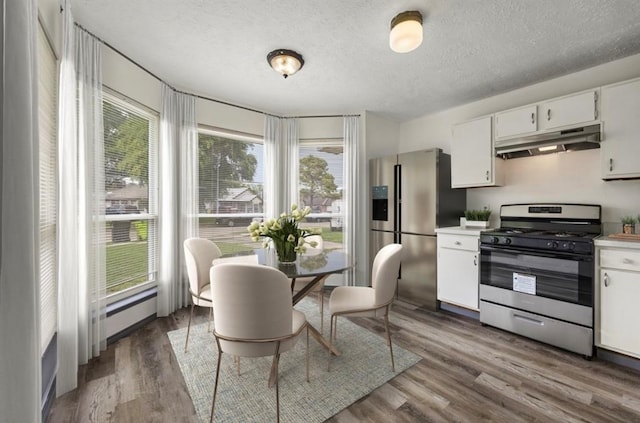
top-left (435, 226), bottom-right (494, 236)
top-left (595, 235), bottom-right (640, 249)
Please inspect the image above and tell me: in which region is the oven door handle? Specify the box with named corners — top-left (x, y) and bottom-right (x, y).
top-left (480, 244), bottom-right (593, 261)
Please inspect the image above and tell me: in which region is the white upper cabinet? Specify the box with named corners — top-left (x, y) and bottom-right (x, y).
top-left (600, 78), bottom-right (640, 179)
top-left (494, 89), bottom-right (599, 142)
top-left (495, 105), bottom-right (538, 139)
top-left (451, 115), bottom-right (504, 188)
top-left (539, 90), bottom-right (599, 131)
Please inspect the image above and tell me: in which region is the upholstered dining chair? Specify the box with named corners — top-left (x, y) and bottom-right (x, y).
top-left (209, 263), bottom-right (309, 423)
top-left (327, 243), bottom-right (403, 371)
top-left (183, 237), bottom-right (222, 352)
top-left (292, 235), bottom-right (327, 330)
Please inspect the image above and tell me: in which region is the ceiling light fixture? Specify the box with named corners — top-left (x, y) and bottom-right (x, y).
top-left (389, 10), bottom-right (423, 53)
top-left (267, 49), bottom-right (304, 78)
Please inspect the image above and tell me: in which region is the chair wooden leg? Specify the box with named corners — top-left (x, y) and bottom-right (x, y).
top-left (318, 290), bottom-right (324, 333)
top-left (327, 315), bottom-right (335, 371)
top-left (384, 312), bottom-right (395, 372)
top-left (210, 348), bottom-right (222, 423)
top-left (184, 303), bottom-right (195, 353)
top-left (306, 325), bottom-right (310, 382)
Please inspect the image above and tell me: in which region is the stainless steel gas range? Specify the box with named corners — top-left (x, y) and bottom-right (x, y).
top-left (479, 203), bottom-right (601, 358)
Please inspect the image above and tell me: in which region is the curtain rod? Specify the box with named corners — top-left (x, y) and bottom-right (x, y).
top-left (73, 22), bottom-right (360, 120)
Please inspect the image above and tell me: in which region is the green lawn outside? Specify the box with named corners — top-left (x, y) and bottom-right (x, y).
top-left (106, 230), bottom-right (343, 294)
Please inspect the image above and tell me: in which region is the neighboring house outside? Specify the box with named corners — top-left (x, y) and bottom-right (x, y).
top-left (106, 184), bottom-right (148, 212)
top-left (208, 187), bottom-right (262, 214)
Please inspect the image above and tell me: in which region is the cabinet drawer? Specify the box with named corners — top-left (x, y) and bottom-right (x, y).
top-left (600, 248), bottom-right (640, 272)
top-left (438, 234), bottom-right (478, 251)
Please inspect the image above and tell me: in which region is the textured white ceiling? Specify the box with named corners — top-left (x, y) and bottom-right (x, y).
top-left (71, 0), bottom-right (640, 122)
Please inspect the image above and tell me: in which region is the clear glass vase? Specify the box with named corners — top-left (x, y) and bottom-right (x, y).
top-left (274, 241), bottom-right (297, 263)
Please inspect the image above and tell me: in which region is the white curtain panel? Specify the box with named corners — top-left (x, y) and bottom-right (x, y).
top-left (75, 26), bottom-right (107, 364)
top-left (343, 116), bottom-right (360, 285)
top-left (56, 0), bottom-right (79, 396)
top-left (57, 8), bottom-right (108, 395)
top-left (158, 84), bottom-right (197, 316)
top-left (0, 0), bottom-right (42, 420)
top-left (263, 115), bottom-right (281, 219)
top-left (283, 118), bottom-right (299, 210)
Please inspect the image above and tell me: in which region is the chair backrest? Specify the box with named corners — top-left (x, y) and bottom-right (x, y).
top-left (371, 243), bottom-right (403, 306)
top-left (183, 238), bottom-right (222, 295)
top-left (210, 263), bottom-right (293, 344)
top-left (302, 234), bottom-right (323, 255)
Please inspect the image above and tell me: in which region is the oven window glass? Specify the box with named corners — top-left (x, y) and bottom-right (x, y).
top-left (480, 247), bottom-right (593, 306)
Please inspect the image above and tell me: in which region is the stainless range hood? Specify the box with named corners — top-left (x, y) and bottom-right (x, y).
top-left (495, 124), bottom-right (601, 159)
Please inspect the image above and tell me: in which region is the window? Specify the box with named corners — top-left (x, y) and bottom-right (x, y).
top-left (197, 129), bottom-right (264, 254)
top-left (102, 91), bottom-right (158, 297)
top-left (298, 139), bottom-right (344, 251)
top-left (38, 23), bottom-right (58, 353)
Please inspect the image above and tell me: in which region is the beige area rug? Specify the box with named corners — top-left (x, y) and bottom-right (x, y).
top-left (167, 298), bottom-right (421, 422)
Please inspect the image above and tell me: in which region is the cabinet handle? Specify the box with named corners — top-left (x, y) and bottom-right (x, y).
top-left (547, 109), bottom-right (551, 121)
top-left (531, 112), bottom-right (535, 124)
top-left (486, 170), bottom-right (490, 181)
top-left (609, 158), bottom-right (613, 172)
top-left (604, 272), bottom-right (609, 287)
top-left (473, 255), bottom-right (477, 266)
top-left (454, 241), bottom-right (461, 246)
top-left (594, 91), bottom-right (598, 119)
top-left (622, 258), bottom-right (634, 264)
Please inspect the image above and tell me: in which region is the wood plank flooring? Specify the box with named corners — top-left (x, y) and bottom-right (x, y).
top-left (47, 293), bottom-right (640, 422)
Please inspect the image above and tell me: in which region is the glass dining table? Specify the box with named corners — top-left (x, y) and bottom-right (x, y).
top-left (214, 248), bottom-right (352, 355)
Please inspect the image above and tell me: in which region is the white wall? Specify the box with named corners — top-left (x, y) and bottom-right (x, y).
top-left (398, 53), bottom-right (640, 230)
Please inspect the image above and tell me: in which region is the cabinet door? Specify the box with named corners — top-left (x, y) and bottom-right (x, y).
top-left (451, 116), bottom-right (498, 188)
top-left (600, 79), bottom-right (640, 179)
top-left (495, 105), bottom-right (538, 139)
top-left (599, 268), bottom-right (640, 357)
top-left (540, 90), bottom-right (598, 131)
top-left (437, 247), bottom-right (479, 310)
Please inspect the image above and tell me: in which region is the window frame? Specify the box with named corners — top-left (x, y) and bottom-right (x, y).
top-left (102, 89), bottom-right (159, 305)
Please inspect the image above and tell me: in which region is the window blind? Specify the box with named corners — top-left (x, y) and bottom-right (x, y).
top-left (197, 129), bottom-right (264, 253)
top-left (38, 22), bottom-right (58, 353)
top-left (102, 91), bottom-right (158, 295)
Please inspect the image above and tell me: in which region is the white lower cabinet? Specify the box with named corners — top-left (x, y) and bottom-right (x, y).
top-left (436, 229), bottom-right (481, 310)
top-left (596, 241), bottom-right (640, 359)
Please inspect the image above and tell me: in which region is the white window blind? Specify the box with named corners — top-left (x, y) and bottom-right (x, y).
top-left (197, 129), bottom-right (264, 254)
top-left (38, 23), bottom-right (58, 353)
top-left (298, 139), bottom-right (344, 248)
top-left (102, 91), bottom-right (158, 296)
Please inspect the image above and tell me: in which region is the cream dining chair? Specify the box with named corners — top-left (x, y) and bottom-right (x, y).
top-left (327, 243), bottom-right (403, 371)
top-left (292, 235), bottom-right (327, 330)
top-left (183, 237), bottom-right (222, 352)
top-left (209, 263), bottom-right (309, 423)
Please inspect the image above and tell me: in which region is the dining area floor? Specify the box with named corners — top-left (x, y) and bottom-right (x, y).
top-left (47, 290), bottom-right (640, 422)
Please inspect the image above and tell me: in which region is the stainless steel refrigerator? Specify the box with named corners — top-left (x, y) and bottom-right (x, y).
top-left (370, 149), bottom-right (466, 310)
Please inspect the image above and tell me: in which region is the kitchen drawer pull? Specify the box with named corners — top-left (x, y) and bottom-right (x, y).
top-left (604, 272), bottom-right (609, 287)
top-left (622, 258), bottom-right (634, 264)
top-left (454, 241), bottom-right (462, 245)
top-left (547, 109), bottom-right (551, 121)
top-left (514, 314), bottom-right (544, 326)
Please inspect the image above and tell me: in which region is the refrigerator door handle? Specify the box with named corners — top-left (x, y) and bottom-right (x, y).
top-left (394, 164), bottom-right (401, 235)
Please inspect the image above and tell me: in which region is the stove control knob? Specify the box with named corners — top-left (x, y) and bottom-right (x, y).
top-left (491, 237), bottom-right (500, 244)
top-left (547, 240), bottom-right (559, 249)
top-left (567, 242), bottom-right (575, 250)
top-left (504, 238), bottom-right (512, 245)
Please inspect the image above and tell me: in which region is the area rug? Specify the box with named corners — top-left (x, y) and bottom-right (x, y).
top-left (167, 299), bottom-right (421, 422)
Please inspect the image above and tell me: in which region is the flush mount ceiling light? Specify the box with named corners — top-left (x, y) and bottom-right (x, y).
top-left (389, 10), bottom-right (423, 53)
top-left (267, 49), bottom-right (304, 78)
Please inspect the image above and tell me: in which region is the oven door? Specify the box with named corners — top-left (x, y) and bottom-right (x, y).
top-left (479, 244), bottom-right (594, 307)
